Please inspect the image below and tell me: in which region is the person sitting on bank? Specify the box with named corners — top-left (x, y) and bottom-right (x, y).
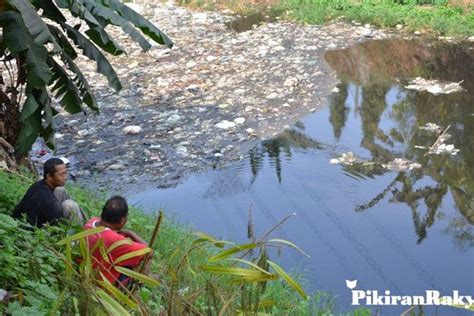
top-left (12, 157), bottom-right (86, 227)
top-left (84, 195), bottom-right (152, 287)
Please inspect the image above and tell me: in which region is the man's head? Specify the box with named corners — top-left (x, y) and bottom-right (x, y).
top-left (44, 158), bottom-right (67, 188)
top-left (101, 195), bottom-right (129, 229)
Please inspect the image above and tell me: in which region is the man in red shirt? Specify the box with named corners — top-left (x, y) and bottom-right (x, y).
top-left (84, 195), bottom-right (152, 286)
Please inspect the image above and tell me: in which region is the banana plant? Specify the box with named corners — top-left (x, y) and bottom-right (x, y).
top-left (0, 0), bottom-right (173, 157)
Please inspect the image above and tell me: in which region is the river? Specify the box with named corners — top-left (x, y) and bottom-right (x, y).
top-left (131, 38), bottom-right (474, 315)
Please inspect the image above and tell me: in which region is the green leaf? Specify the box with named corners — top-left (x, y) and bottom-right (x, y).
top-left (0, 12), bottom-right (52, 88)
top-left (209, 243), bottom-right (258, 262)
top-left (96, 239), bottom-right (111, 264)
top-left (66, 0), bottom-right (125, 55)
top-left (57, 227), bottom-right (104, 245)
top-left (32, 0), bottom-right (66, 23)
top-left (48, 24), bottom-right (77, 58)
top-left (49, 57), bottom-right (83, 114)
top-left (192, 232), bottom-right (234, 248)
top-left (113, 247), bottom-right (151, 265)
top-left (97, 276), bottom-right (138, 309)
top-left (267, 260), bottom-right (307, 299)
top-left (107, 238), bottom-right (133, 253)
top-left (55, 49), bottom-right (98, 111)
top-left (268, 239), bottom-right (310, 258)
top-left (115, 266), bottom-right (160, 287)
top-left (224, 258), bottom-right (272, 275)
top-left (0, 213), bottom-right (19, 229)
top-left (40, 124), bottom-right (56, 150)
top-left (200, 265), bottom-right (273, 281)
top-left (96, 289), bottom-right (132, 316)
top-left (8, 0), bottom-right (59, 49)
top-left (20, 94), bottom-right (40, 120)
top-left (16, 98), bottom-right (42, 155)
top-left (449, 304), bottom-right (474, 311)
top-left (103, 0), bottom-right (173, 48)
top-left (82, 0), bottom-right (152, 51)
top-left (65, 242), bottom-right (72, 279)
top-left (63, 23), bottom-right (122, 91)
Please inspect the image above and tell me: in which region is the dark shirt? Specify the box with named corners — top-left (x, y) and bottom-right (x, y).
top-left (12, 180), bottom-right (64, 227)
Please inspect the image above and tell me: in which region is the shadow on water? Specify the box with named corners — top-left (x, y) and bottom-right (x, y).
top-left (249, 129), bottom-right (324, 183)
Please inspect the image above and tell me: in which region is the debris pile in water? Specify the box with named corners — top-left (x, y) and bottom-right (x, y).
top-left (381, 158), bottom-right (422, 171)
top-left (329, 152), bottom-right (421, 171)
top-left (417, 123), bottom-right (460, 156)
top-left (405, 77), bottom-right (464, 95)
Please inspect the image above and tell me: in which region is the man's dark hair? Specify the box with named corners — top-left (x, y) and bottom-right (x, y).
top-left (43, 158), bottom-right (65, 180)
top-left (101, 195), bottom-right (129, 224)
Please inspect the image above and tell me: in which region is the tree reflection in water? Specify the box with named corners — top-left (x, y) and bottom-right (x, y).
top-left (325, 38), bottom-right (473, 248)
top-left (248, 129), bottom-right (323, 184)
top-left (249, 39), bottom-right (473, 247)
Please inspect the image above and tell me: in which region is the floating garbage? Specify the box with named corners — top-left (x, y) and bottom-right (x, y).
top-left (420, 124), bottom-right (460, 156)
top-left (215, 120), bottom-right (236, 129)
top-left (382, 158), bottom-right (422, 171)
top-left (330, 153), bottom-right (421, 172)
top-left (122, 125), bottom-right (142, 135)
top-left (419, 122), bottom-right (442, 133)
top-left (430, 143), bottom-right (460, 155)
top-left (405, 77), bottom-right (464, 95)
top-left (330, 151), bottom-right (359, 165)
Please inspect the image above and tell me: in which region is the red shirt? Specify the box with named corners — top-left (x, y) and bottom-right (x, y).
top-left (84, 217), bottom-right (147, 285)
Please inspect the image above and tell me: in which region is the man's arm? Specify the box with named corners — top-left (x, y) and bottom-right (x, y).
top-left (36, 192), bottom-right (64, 224)
top-left (118, 230), bottom-right (148, 245)
top-left (11, 202), bottom-right (23, 219)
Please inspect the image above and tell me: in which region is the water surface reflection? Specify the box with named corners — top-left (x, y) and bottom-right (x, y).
top-left (131, 39), bottom-right (474, 314)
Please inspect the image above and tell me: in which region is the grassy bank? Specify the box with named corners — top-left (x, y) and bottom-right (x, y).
top-left (176, 0), bottom-right (473, 37)
top-left (279, 0), bottom-right (473, 36)
top-left (0, 170), bottom-right (370, 315)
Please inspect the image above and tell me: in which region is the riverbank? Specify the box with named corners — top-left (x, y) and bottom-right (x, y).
top-left (279, 0), bottom-right (473, 37)
top-left (179, 0), bottom-right (474, 37)
top-left (0, 170), bottom-right (371, 314)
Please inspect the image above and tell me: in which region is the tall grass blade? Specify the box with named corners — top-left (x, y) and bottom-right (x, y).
top-left (108, 238), bottom-right (133, 253)
top-left (97, 239), bottom-right (111, 264)
top-left (450, 304), bottom-right (474, 311)
top-left (201, 265), bottom-right (274, 281)
top-left (115, 266), bottom-right (160, 287)
top-left (65, 242), bottom-right (72, 279)
top-left (96, 288), bottom-right (132, 316)
top-left (225, 258), bottom-right (272, 275)
top-left (209, 243), bottom-right (258, 262)
top-left (267, 260), bottom-right (307, 299)
top-left (267, 239), bottom-right (310, 257)
top-left (56, 227), bottom-right (104, 245)
top-left (192, 232), bottom-right (234, 248)
top-left (113, 247), bottom-right (151, 264)
top-left (97, 276), bottom-right (138, 309)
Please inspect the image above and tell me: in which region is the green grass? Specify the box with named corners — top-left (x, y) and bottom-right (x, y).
top-left (0, 170), bottom-right (371, 315)
top-left (277, 0), bottom-right (474, 36)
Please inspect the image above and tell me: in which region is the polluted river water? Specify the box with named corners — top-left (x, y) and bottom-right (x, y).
top-left (131, 38), bottom-right (474, 314)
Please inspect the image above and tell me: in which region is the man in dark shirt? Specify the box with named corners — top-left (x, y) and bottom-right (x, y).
top-left (12, 158), bottom-right (86, 227)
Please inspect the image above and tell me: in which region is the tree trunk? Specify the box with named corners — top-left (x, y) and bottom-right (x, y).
top-left (0, 91), bottom-right (21, 157)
